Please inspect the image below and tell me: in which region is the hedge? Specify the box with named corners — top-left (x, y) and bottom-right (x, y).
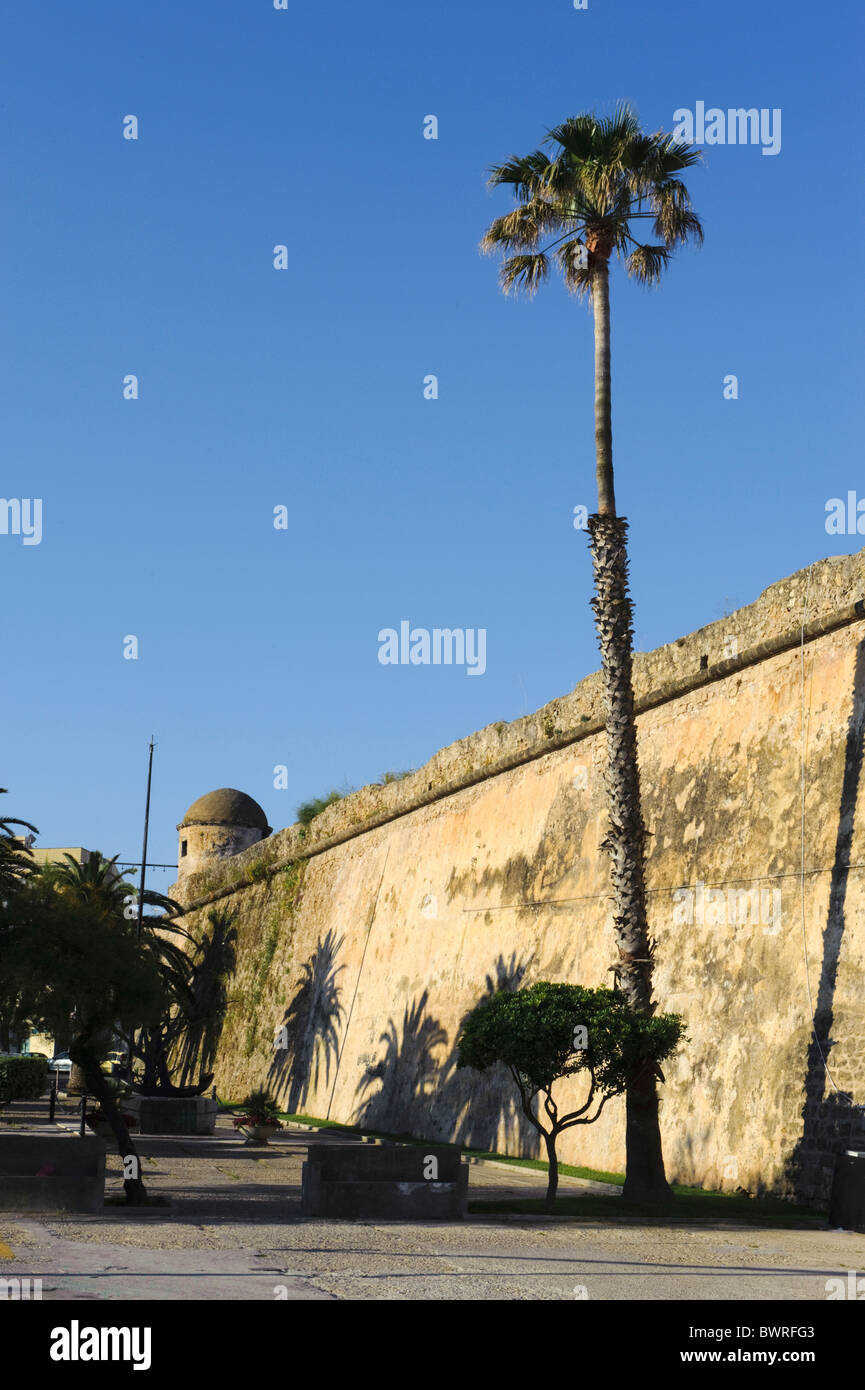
top-left (0, 1054), bottom-right (50, 1105)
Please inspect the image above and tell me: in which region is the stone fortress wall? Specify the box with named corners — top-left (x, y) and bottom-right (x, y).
top-left (172, 548), bottom-right (865, 1202)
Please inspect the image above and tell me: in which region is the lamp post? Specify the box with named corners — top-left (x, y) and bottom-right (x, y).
top-left (136, 739), bottom-right (155, 945)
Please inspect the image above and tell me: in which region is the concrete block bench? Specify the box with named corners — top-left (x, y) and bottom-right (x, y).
top-left (123, 1095), bottom-right (218, 1135)
top-left (301, 1142), bottom-right (468, 1220)
top-left (0, 1134), bottom-right (105, 1212)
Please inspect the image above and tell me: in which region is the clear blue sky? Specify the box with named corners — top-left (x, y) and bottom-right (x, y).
top-left (1, 0), bottom-right (862, 881)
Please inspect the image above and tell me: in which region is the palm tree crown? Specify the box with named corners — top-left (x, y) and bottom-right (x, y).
top-left (45, 851), bottom-right (179, 920)
top-left (481, 103), bottom-right (703, 297)
top-left (0, 789), bottom-right (38, 898)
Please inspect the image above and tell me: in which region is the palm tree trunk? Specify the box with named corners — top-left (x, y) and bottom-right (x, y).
top-left (586, 513), bottom-right (671, 1201)
top-left (587, 515), bottom-right (651, 1005)
top-left (587, 258), bottom-right (671, 1202)
top-left (592, 259), bottom-right (616, 516)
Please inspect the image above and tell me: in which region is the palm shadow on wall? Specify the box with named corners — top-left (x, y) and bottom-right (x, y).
top-left (267, 928), bottom-right (345, 1115)
top-left (355, 951), bottom-right (540, 1155)
top-left (786, 636), bottom-right (865, 1202)
top-left (175, 907), bottom-right (238, 1087)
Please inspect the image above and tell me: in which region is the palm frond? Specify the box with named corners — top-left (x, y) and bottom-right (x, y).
top-left (653, 203), bottom-right (704, 247)
top-left (626, 242), bottom-right (671, 285)
top-left (480, 199), bottom-right (565, 254)
top-left (554, 239), bottom-right (594, 299)
top-left (499, 252), bottom-right (550, 296)
top-left (655, 134), bottom-right (704, 172)
top-left (544, 114), bottom-right (600, 160)
top-left (487, 150), bottom-right (551, 201)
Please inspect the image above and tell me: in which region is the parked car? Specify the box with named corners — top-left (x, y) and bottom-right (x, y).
top-left (100, 1050), bottom-right (128, 1076)
top-left (49, 1054), bottom-right (72, 1074)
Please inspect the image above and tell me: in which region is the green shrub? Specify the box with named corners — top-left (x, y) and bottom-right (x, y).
top-left (237, 1089), bottom-right (282, 1124)
top-left (296, 790), bottom-right (345, 825)
top-left (0, 1053), bottom-right (49, 1104)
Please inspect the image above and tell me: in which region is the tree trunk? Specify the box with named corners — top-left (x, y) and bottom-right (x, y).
top-left (138, 1026), bottom-right (165, 1094)
top-left (78, 1051), bottom-right (148, 1205)
top-left (586, 252), bottom-right (673, 1199)
top-left (586, 512), bottom-right (672, 1201)
top-left (543, 1131), bottom-right (559, 1209)
top-left (591, 258), bottom-right (616, 516)
top-left (586, 515), bottom-right (651, 1006)
top-left (623, 1059), bottom-right (671, 1202)
top-left (67, 1062), bottom-right (86, 1095)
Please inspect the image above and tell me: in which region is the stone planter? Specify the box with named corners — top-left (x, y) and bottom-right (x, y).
top-left (124, 1095), bottom-right (218, 1136)
top-left (246, 1123), bottom-right (280, 1144)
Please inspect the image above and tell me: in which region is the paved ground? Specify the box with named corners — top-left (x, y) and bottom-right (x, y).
top-left (2, 1100), bottom-right (864, 1301)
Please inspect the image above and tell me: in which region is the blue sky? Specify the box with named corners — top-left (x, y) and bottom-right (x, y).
top-left (1, 0), bottom-right (862, 880)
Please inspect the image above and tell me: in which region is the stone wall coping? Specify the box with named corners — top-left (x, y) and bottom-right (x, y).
top-left (175, 548), bottom-right (865, 914)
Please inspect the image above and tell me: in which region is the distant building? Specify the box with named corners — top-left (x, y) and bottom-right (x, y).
top-left (29, 846), bottom-right (103, 871)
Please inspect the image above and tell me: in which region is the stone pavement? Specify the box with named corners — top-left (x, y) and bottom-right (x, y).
top-left (2, 1102), bottom-right (864, 1301)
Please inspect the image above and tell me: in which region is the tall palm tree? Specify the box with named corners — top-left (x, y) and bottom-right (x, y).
top-left (481, 104), bottom-right (703, 1200)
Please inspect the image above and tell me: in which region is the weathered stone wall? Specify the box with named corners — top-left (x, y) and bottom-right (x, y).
top-left (173, 549), bottom-right (865, 1202)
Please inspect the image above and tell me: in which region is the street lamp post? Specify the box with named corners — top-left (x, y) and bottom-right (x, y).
top-left (136, 739), bottom-right (155, 945)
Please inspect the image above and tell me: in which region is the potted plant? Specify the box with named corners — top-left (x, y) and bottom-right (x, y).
top-left (232, 1089), bottom-right (284, 1144)
top-left (85, 1108), bottom-right (138, 1139)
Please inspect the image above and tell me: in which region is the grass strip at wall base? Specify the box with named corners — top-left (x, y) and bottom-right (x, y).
top-left (215, 1103), bottom-right (827, 1226)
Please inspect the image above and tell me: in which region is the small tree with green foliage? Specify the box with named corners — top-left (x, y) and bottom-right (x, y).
top-left (1, 875), bottom-right (165, 1204)
top-left (457, 982), bottom-right (684, 1206)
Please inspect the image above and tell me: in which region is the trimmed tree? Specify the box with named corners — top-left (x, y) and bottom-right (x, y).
top-left (481, 104), bottom-right (703, 1200)
top-left (457, 982), bottom-right (684, 1207)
